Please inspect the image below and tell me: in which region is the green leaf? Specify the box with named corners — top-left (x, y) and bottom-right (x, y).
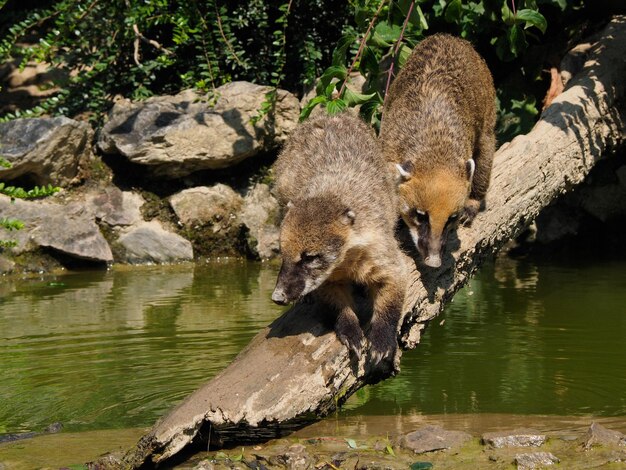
top-left (396, 43), bottom-right (413, 68)
top-left (299, 95), bottom-right (327, 121)
top-left (410, 463), bottom-right (433, 470)
top-left (416, 5), bottom-right (429, 30)
top-left (368, 30), bottom-right (392, 48)
top-left (316, 65), bottom-right (347, 95)
top-left (444, 0), bottom-right (462, 23)
top-left (333, 32), bottom-right (357, 66)
top-left (359, 46), bottom-right (380, 74)
top-left (359, 95), bottom-right (382, 125)
top-left (501, 3), bottom-right (515, 25)
top-left (346, 438), bottom-right (358, 449)
top-left (515, 9), bottom-right (547, 34)
top-left (231, 448), bottom-right (244, 461)
top-left (326, 98), bottom-right (347, 115)
top-left (343, 88), bottom-right (376, 106)
top-left (507, 24), bottom-right (528, 57)
top-left (385, 443), bottom-right (395, 456)
top-left (374, 21), bottom-right (402, 43)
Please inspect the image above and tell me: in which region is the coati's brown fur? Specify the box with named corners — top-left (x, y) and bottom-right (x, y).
top-left (380, 33), bottom-right (496, 268)
top-left (272, 114), bottom-right (407, 367)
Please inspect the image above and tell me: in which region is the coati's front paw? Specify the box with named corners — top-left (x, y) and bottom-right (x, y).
top-left (461, 199), bottom-right (482, 226)
top-left (335, 318), bottom-right (365, 360)
top-left (367, 323), bottom-right (399, 373)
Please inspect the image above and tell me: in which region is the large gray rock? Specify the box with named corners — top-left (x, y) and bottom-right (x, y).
top-left (0, 117), bottom-right (92, 186)
top-left (98, 82), bottom-right (300, 178)
top-left (116, 220), bottom-right (193, 264)
top-left (239, 183), bottom-right (280, 259)
top-left (86, 186), bottom-right (144, 226)
top-left (0, 194), bottom-right (112, 263)
top-left (582, 422), bottom-right (626, 450)
top-left (482, 429), bottom-right (546, 448)
top-left (399, 425), bottom-right (472, 454)
top-left (169, 184), bottom-right (242, 227)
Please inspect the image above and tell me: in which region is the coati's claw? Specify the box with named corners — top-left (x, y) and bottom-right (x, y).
top-left (336, 329), bottom-right (363, 360)
top-left (461, 199), bottom-right (481, 226)
top-left (335, 313), bottom-right (364, 360)
top-left (367, 323), bottom-right (398, 372)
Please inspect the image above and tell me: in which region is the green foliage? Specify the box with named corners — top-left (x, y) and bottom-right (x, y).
top-left (0, 0), bottom-right (350, 124)
top-left (0, 156), bottom-right (60, 249)
top-left (302, 0), bottom-right (587, 138)
top-left (0, 181), bottom-right (60, 199)
top-left (251, 1), bottom-right (293, 126)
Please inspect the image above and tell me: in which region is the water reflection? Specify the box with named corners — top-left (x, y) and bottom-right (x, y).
top-left (0, 262), bottom-right (283, 434)
top-left (1, 255), bottom-right (625, 437)
top-left (345, 255), bottom-right (626, 418)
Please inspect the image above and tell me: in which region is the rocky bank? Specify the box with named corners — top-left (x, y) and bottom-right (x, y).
top-left (0, 81), bottom-right (291, 274)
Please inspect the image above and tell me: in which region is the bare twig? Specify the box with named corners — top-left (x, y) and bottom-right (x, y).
top-left (133, 36), bottom-right (140, 66)
top-left (338, 0), bottom-right (387, 98)
top-left (384, 0), bottom-right (414, 103)
top-left (214, 4), bottom-right (246, 68)
top-left (77, 0), bottom-right (99, 21)
top-left (131, 20), bottom-right (174, 66)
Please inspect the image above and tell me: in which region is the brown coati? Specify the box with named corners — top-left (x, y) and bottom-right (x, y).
top-left (271, 114), bottom-right (407, 367)
top-left (380, 33), bottom-right (496, 268)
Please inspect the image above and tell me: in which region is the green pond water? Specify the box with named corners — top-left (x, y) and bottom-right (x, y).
top-left (1, 254), bottom-right (626, 438)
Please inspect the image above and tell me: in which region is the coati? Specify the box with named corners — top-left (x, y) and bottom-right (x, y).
top-left (380, 33), bottom-right (496, 268)
top-left (271, 114), bottom-right (407, 367)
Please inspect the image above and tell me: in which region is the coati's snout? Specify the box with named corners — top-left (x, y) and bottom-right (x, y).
top-left (272, 196), bottom-right (354, 304)
top-left (272, 260), bottom-right (306, 305)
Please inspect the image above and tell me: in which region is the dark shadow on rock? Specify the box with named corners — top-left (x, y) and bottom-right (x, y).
top-left (154, 111), bottom-right (180, 128)
top-left (108, 109), bottom-right (141, 135)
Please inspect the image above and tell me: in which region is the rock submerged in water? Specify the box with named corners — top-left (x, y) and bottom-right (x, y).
top-left (0, 116), bottom-right (92, 186)
top-left (482, 429), bottom-right (546, 448)
top-left (514, 451), bottom-right (560, 469)
top-left (582, 422), bottom-right (626, 450)
top-left (98, 82), bottom-right (300, 178)
top-left (399, 425), bottom-right (472, 454)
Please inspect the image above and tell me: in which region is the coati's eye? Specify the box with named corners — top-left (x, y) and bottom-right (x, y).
top-left (414, 210), bottom-right (428, 224)
top-left (300, 252), bottom-right (320, 264)
top-left (445, 212), bottom-right (461, 228)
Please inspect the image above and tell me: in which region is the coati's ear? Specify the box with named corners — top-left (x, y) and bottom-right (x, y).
top-left (340, 209), bottom-right (356, 226)
top-left (395, 162), bottom-right (413, 182)
top-left (466, 159), bottom-right (475, 182)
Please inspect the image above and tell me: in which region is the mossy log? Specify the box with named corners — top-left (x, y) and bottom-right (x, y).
top-left (119, 16), bottom-right (626, 468)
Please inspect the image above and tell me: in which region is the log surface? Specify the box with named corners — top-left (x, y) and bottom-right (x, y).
top-left (121, 17), bottom-right (626, 468)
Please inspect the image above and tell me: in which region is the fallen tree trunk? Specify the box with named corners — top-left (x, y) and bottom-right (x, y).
top-left (119, 16), bottom-right (626, 468)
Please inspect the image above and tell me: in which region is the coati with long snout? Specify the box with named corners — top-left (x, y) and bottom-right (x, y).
top-left (271, 114), bottom-right (407, 368)
top-left (380, 33), bottom-right (496, 268)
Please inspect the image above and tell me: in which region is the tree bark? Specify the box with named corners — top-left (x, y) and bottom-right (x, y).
top-left (119, 16), bottom-right (626, 468)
